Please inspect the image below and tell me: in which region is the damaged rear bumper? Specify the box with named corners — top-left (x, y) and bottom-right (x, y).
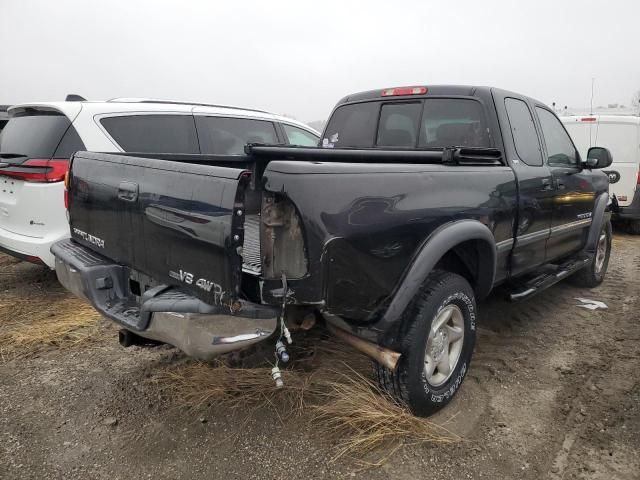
top-left (51, 239), bottom-right (278, 360)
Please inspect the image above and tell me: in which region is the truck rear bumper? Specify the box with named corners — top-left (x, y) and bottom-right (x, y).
top-left (51, 239), bottom-right (278, 360)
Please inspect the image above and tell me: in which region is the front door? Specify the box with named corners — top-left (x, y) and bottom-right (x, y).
top-left (535, 107), bottom-right (596, 261)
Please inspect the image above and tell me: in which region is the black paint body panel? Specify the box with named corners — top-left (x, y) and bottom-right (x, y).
top-left (68, 151), bottom-right (248, 305)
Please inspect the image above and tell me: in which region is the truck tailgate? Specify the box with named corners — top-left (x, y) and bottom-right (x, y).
top-left (67, 151), bottom-right (249, 306)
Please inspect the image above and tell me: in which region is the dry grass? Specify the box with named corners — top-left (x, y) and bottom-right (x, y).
top-left (0, 252), bottom-right (112, 359)
top-left (155, 337), bottom-right (458, 463)
top-left (0, 293), bottom-right (110, 360)
top-left (155, 361), bottom-right (319, 415)
top-left (311, 368), bottom-right (458, 462)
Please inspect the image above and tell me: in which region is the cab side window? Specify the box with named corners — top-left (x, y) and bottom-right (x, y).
top-left (504, 98), bottom-right (542, 166)
top-left (536, 107), bottom-right (579, 167)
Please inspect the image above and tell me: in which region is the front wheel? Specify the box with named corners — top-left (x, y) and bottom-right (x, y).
top-left (570, 220), bottom-right (612, 288)
top-left (375, 270), bottom-right (476, 416)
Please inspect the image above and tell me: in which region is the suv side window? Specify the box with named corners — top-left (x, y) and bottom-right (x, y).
top-left (282, 124), bottom-right (319, 146)
top-left (504, 98), bottom-right (542, 166)
top-left (100, 115), bottom-right (199, 153)
top-left (536, 107), bottom-right (579, 167)
top-left (196, 116), bottom-right (279, 154)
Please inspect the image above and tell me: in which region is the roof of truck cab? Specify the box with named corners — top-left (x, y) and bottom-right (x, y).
top-left (335, 85), bottom-right (550, 108)
top-left (7, 100), bottom-right (318, 133)
top-left (335, 85), bottom-right (496, 105)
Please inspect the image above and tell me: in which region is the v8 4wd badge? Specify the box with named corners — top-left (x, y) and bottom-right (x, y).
top-left (169, 269), bottom-right (223, 302)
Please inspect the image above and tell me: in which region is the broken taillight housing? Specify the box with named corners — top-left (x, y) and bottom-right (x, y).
top-left (260, 193), bottom-right (308, 279)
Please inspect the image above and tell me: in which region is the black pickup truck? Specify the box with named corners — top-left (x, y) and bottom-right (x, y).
top-left (52, 85), bottom-right (613, 416)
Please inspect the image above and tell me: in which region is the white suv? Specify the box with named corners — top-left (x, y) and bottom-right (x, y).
top-left (0, 98), bottom-right (320, 268)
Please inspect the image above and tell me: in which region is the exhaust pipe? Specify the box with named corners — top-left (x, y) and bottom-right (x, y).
top-left (326, 322), bottom-right (401, 371)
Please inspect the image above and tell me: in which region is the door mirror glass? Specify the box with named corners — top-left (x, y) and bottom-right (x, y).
top-left (585, 146), bottom-right (613, 169)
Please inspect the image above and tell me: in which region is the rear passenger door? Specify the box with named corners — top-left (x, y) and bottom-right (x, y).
top-left (534, 106), bottom-right (596, 261)
top-left (497, 95), bottom-right (554, 275)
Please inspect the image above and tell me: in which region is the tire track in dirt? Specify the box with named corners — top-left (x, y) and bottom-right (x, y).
top-left (449, 234), bottom-right (639, 479)
top-left (545, 234), bottom-right (640, 479)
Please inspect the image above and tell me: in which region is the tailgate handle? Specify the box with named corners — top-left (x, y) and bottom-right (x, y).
top-left (117, 181), bottom-right (139, 202)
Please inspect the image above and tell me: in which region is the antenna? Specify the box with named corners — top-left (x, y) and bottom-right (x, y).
top-left (590, 77), bottom-right (595, 115)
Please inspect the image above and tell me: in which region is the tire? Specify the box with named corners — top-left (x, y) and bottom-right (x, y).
top-left (375, 270), bottom-right (476, 417)
top-left (627, 220), bottom-right (640, 235)
top-left (570, 220), bottom-right (612, 288)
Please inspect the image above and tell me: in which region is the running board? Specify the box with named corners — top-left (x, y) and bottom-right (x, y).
top-left (508, 256), bottom-right (591, 302)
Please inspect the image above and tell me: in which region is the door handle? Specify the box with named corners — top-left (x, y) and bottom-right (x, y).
top-left (117, 181), bottom-right (138, 202)
top-left (556, 180), bottom-right (566, 190)
top-left (541, 178), bottom-right (553, 191)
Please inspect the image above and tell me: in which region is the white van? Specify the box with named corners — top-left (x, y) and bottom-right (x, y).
top-left (561, 115), bottom-right (640, 233)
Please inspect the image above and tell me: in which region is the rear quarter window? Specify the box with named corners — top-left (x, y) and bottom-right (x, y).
top-left (0, 109), bottom-right (84, 159)
top-left (100, 115), bottom-right (199, 154)
top-left (504, 98), bottom-right (543, 166)
top-left (282, 124), bottom-right (319, 146)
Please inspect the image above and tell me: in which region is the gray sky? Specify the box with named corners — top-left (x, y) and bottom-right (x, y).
top-left (1, 0), bottom-right (639, 122)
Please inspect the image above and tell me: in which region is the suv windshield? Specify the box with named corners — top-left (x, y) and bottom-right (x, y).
top-left (0, 109), bottom-right (84, 161)
top-left (323, 98), bottom-right (490, 149)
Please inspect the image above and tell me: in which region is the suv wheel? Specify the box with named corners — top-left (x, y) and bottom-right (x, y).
top-left (375, 270), bottom-right (476, 416)
top-left (571, 220), bottom-right (612, 288)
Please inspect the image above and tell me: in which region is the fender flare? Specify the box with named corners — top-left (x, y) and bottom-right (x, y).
top-left (584, 192), bottom-right (610, 255)
top-left (381, 220), bottom-right (497, 328)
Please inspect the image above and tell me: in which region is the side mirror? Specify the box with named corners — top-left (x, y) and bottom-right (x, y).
top-left (584, 147), bottom-right (613, 169)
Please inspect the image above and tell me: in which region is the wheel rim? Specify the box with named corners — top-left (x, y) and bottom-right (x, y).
top-left (594, 233), bottom-right (607, 273)
top-left (424, 304), bottom-right (465, 387)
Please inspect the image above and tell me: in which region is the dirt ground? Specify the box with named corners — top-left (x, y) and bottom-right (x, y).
top-left (0, 233), bottom-right (639, 480)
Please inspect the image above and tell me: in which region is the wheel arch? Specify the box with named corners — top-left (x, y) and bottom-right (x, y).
top-left (380, 220), bottom-right (497, 330)
top-left (584, 192), bottom-right (611, 255)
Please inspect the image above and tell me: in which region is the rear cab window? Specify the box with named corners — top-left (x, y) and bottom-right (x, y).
top-left (100, 115), bottom-right (199, 153)
top-left (195, 116), bottom-right (279, 154)
top-left (323, 98), bottom-right (491, 149)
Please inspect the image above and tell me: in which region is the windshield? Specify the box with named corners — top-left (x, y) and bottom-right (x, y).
top-left (323, 98), bottom-right (491, 149)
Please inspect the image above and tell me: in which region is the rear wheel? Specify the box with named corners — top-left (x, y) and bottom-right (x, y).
top-left (375, 270), bottom-right (476, 416)
top-left (571, 220), bottom-right (612, 288)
